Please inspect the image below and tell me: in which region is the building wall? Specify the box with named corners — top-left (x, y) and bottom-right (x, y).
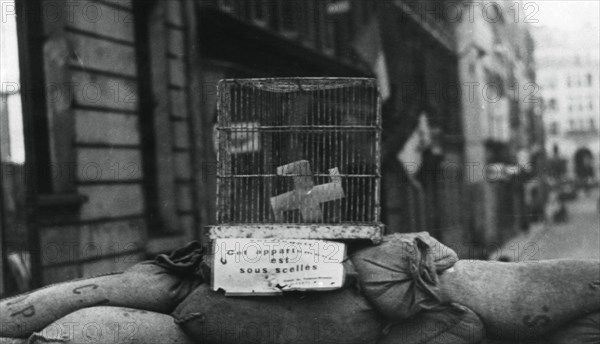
top-left (34, 0), bottom-right (200, 285)
top-left (455, 0), bottom-right (538, 250)
top-left (535, 25), bottom-right (600, 177)
top-left (32, 0), bottom-right (383, 285)
top-left (456, 6), bottom-right (499, 246)
top-left (0, 94), bottom-right (9, 162)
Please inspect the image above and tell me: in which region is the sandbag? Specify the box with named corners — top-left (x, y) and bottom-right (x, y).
top-left (0, 338), bottom-right (27, 344)
top-left (480, 338), bottom-right (544, 344)
top-left (0, 261), bottom-right (200, 338)
top-left (548, 312), bottom-right (600, 344)
top-left (28, 306), bottom-right (194, 344)
top-left (378, 304), bottom-right (485, 344)
top-left (439, 260), bottom-right (600, 340)
top-left (351, 232), bottom-right (459, 320)
top-left (173, 284), bottom-right (384, 344)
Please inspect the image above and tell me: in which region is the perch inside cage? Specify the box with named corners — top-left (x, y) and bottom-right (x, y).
top-left (210, 78), bottom-right (383, 242)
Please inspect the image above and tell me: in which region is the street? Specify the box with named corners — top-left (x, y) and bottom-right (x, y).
top-left (496, 188), bottom-right (600, 261)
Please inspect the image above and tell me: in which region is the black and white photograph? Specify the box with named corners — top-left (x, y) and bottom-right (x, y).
top-left (1, 0), bottom-right (599, 343)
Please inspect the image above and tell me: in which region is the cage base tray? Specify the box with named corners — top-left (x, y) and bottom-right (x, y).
top-left (209, 224), bottom-right (384, 244)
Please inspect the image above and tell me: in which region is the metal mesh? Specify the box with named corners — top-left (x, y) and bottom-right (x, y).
top-left (216, 78), bottom-right (381, 225)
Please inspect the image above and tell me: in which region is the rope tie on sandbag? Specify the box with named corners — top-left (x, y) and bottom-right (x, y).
top-left (154, 241), bottom-right (207, 281)
top-left (173, 312), bottom-right (206, 324)
top-left (27, 333), bottom-right (69, 344)
top-left (412, 237), bottom-right (443, 305)
top-left (351, 232), bottom-right (459, 320)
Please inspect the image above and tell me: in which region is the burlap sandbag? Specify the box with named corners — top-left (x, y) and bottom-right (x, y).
top-left (0, 338), bottom-right (27, 344)
top-left (439, 260), bottom-right (600, 340)
top-left (351, 232), bottom-right (459, 320)
top-left (173, 284), bottom-right (384, 344)
top-left (480, 338), bottom-right (544, 344)
top-left (548, 312), bottom-right (600, 344)
top-left (0, 261), bottom-right (200, 338)
top-left (28, 306), bottom-right (194, 344)
top-left (378, 304), bottom-right (485, 344)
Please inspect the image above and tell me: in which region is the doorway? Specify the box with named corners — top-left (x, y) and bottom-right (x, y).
top-left (1, 0), bottom-right (32, 296)
top-left (574, 147), bottom-right (595, 180)
top-left (574, 147), bottom-right (595, 194)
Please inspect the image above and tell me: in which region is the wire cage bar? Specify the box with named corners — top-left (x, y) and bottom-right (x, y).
top-left (212, 78), bottom-right (383, 241)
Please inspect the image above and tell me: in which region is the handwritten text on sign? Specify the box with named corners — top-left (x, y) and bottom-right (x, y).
top-left (212, 239), bottom-right (346, 295)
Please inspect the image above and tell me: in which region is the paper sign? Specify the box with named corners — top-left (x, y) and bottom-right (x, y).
top-left (212, 238), bottom-right (346, 295)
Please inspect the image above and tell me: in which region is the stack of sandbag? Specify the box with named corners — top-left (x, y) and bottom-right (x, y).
top-left (348, 232), bottom-right (600, 342)
top-left (2, 235), bottom-right (599, 344)
top-left (172, 285), bottom-right (487, 344)
top-left (173, 284), bottom-right (384, 344)
top-left (378, 304), bottom-right (485, 344)
top-left (27, 307), bottom-right (194, 344)
top-left (0, 339), bottom-right (27, 344)
top-left (438, 259), bottom-right (600, 340)
top-left (0, 259), bottom-right (200, 338)
top-left (171, 233), bottom-right (486, 344)
top-left (547, 312), bottom-right (600, 344)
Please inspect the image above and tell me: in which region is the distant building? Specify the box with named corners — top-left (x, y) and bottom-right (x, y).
top-left (535, 24), bottom-right (600, 181)
top-left (455, 0), bottom-right (541, 246)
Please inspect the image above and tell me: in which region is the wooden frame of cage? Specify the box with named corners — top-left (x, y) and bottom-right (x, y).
top-left (210, 78), bottom-right (384, 243)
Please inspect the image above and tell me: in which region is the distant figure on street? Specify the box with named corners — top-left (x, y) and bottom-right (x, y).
top-left (553, 199), bottom-right (569, 223)
top-left (546, 145), bottom-right (569, 223)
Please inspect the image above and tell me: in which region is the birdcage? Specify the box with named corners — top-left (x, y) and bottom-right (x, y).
top-left (210, 78), bottom-right (383, 242)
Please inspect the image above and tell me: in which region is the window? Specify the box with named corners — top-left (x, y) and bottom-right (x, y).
top-left (134, 1), bottom-right (181, 235)
top-left (277, 0), bottom-right (301, 37)
top-left (299, 0), bottom-right (318, 47)
top-left (327, 0), bottom-right (353, 60)
top-left (317, 0), bottom-right (336, 55)
top-left (587, 73), bottom-right (593, 87)
top-left (248, 0), bottom-right (270, 27)
top-left (590, 118), bottom-right (596, 130)
top-left (218, 0), bottom-right (237, 14)
top-left (549, 122), bottom-right (559, 135)
top-left (548, 98), bottom-right (557, 111)
top-left (1, 0), bottom-right (27, 296)
top-left (566, 75), bottom-right (572, 88)
top-left (1, 13), bottom-right (24, 164)
top-left (358, 0), bottom-right (377, 24)
top-left (1, 0), bottom-right (49, 295)
top-left (569, 119), bottom-right (575, 130)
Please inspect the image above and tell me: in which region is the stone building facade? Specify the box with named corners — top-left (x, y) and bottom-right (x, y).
top-left (535, 25), bottom-right (599, 181)
top-left (1, 0), bottom-right (539, 294)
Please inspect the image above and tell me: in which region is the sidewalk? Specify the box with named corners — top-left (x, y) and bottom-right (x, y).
top-left (491, 189), bottom-right (600, 261)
